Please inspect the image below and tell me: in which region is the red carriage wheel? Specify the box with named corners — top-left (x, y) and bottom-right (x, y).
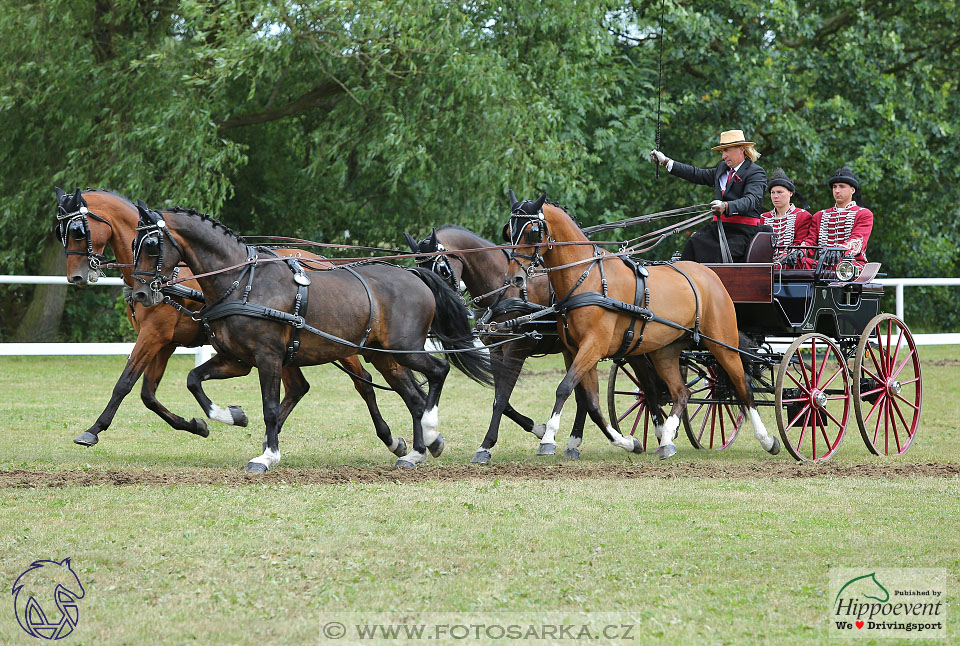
top-left (775, 333), bottom-right (851, 461)
top-left (853, 314), bottom-right (922, 455)
top-left (607, 360), bottom-right (656, 452)
top-left (681, 358), bottom-right (743, 450)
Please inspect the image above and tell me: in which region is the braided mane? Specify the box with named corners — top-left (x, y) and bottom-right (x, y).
top-left (166, 206), bottom-right (246, 244)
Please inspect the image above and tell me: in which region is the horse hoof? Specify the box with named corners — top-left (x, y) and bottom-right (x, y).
top-left (537, 443), bottom-right (556, 456)
top-left (657, 444), bottom-right (677, 460)
top-left (562, 447), bottom-right (580, 460)
top-left (190, 418), bottom-right (210, 438)
top-left (395, 459), bottom-right (417, 469)
top-left (392, 438), bottom-right (408, 457)
top-left (229, 406), bottom-right (248, 427)
top-left (530, 423), bottom-right (547, 439)
top-left (427, 434), bottom-right (445, 458)
top-left (73, 432), bottom-right (99, 447)
top-left (471, 449), bottom-right (492, 465)
top-left (631, 437), bottom-right (644, 454)
top-left (244, 462), bottom-right (268, 474)
top-left (768, 437), bottom-right (781, 455)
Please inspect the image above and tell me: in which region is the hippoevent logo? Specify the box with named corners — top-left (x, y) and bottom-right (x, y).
top-left (829, 568), bottom-right (946, 639)
top-left (12, 558), bottom-right (85, 640)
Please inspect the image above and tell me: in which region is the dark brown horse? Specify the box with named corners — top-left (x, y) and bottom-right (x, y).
top-left (404, 226), bottom-right (668, 463)
top-left (55, 188), bottom-right (412, 458)
top-left (129, 202), bottom-right (492, 471)
top-left (503, 192), bottom-right (781, 458)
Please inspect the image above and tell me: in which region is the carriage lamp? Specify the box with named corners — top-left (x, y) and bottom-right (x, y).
top-left (835, 260), bottom-right (858, 282)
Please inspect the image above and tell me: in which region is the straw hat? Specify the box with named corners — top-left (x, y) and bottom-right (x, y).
top-left (710, 129), bottom-right (755, 150)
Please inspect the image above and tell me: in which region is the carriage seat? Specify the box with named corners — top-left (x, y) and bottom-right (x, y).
top-left (744, 230), bottom-right (775, 263)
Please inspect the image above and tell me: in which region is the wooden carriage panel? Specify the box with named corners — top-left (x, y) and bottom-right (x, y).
top-left (704, 263), bottom-right (773, 303)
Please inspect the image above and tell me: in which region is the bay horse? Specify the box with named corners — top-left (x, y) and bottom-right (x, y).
top-left (503, 191), bottom-right (781, 458)
top-left (404, 226), bottom-right (668, 463)
top-left (55, 188), bottom-right (412, 459)
top-left (129, 202), bottom-right (492, 471)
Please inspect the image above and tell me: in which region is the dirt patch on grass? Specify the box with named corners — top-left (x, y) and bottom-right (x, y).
top-left (1, 462), bottom-right (957, 488)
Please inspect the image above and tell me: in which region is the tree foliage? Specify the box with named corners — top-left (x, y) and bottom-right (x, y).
top-left (1, 0), bottom-right (958, 339)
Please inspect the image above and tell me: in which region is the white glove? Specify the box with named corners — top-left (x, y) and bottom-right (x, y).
top-left (709, 199), bottom-right (727, 214)
top-left (649, 150), bottom-right (670, 167)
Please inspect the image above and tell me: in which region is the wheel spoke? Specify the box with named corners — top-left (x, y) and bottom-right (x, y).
top-left (795, 348), bottom-right (812, 389)
top-left (889, 396), bottom-right (912, 439)
top-left (629, 403), bottom-right (646, 437)
top-left (819, 365), bottom-right (845, 391)
top-left (872, 397), bottom-right (883, 446)
top-left (863, 394), bottom-right (883, 423)
top-left (819, 417), bottom-right (834, 452)
top-left (888, 327), bottom-right (904, 375)
top-left (858, 385), bottom-right (885, 399)
top-left (622, 367), bottom-right (643, 389)
top-left (884, 320), bottom-right (893, 374)
top-left (787, 402), bottom-right (812, 428)
top-left (860, 365), bottom-right (883, 385)
top-left (890, 348), bottom-right (917, 382)
top-left (893, 392), bottom-right (920, 410)
top-left (867, 341), bottom-right (886, 380)
top-left (815, 341), bottom-right (832, 385)
top-left (796, 409), bottom-right (811, 452)
top-left (786, 369), bottom-right (810, 391)
top-left (822, 407), bottom-right (845, 429)
top-left (616, 398), bottom-right (642, 424)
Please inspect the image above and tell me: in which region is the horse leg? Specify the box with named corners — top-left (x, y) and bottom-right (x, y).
top-left (244, 361), bottom-right (284, 473)
top-left (136, 344), bottom-right (211, 439)
top-left (625, 355), bottom-right (667, 441)
top-left (369, 355), bottom-right (434, 467)
top-left (73, 336), bottom-right (168, 446)
top-left (562, 384), bottom-right (591, 459)
top-left (493, 346), bottom-right (543, 437)
top-left (277, 365), bottom-right (310, 429)
top-left (708, 341), bottom-right (780, 455)
top-left (342, 356), bottom-right (409, 457)
top-left (473, 348), bottom-right (531, 465)
top-left (186, 355), bottom-right (253, 427)
top-left (647, 345), bottom-right (692, 459)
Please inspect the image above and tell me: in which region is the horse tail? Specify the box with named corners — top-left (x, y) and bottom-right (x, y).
top-left (409, 267), bottom-right (495, 386)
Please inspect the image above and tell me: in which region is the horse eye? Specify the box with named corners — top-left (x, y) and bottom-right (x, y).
top-left (68, 221), bottom-right (86, 241)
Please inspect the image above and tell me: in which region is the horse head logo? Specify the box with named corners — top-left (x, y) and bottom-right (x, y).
top-left (12, 558), bottom-right (85, 640)
top-left (834, 572), bottom-right (890, 605)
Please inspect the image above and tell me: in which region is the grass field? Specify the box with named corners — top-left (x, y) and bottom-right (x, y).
top-left (1, 348), bottom-right (958, 645)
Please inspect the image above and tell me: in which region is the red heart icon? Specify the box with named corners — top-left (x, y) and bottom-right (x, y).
top-left (856, 621), bottom-right (864, 629)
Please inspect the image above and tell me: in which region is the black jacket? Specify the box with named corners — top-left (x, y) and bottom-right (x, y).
top-left (670, 158), bottom-right (767, 223)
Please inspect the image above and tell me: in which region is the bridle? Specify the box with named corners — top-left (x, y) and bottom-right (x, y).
top-left (505, 207), bottom-right (551, 277)
top-left (56, 199), bottom-right (113, 273)
top-left (132, 208), bottom-right (186, 297)
top-left (416, 239), bottom-right (466, 295)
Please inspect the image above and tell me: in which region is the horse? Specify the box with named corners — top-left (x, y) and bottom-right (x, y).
top-left (503, 191), bottom-right (781, 458)
top-left (403, 226), bottom-right (669, 463)
top-left (55, 188), bottom-right (412, 459)
top-left (129, 202), bottom-right (493, 471)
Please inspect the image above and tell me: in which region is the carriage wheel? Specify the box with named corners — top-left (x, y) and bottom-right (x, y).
top-left (775, 333), bottom-right (850, 461)
top-left (853, 314), bottom-right (922, 455)
top-left (680, 358), bottom-right (744, 450)
top-left (607, 361), bottom-right (655, 452)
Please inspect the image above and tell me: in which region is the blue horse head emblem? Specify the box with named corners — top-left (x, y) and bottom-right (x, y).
top-left (12, 558), bottom-right (85, 640)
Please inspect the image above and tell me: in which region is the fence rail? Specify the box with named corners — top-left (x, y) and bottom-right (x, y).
top-left (2, 275), bottom-right (959, 358)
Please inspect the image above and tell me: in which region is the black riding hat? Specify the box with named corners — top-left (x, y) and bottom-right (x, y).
top-left (767, 168), bottom-right (796, 193)
top-left (827, 166), bottom-right (860, 190)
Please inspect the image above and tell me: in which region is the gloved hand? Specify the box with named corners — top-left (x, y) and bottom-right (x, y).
top-left (821, 249), bottom-right (844, 266)
top-left (649, 150), bottom-right (670, 167)
top-left (782, 249), bottom-right (805, 267)
top-left (709, 199), bottom-right (727, 214)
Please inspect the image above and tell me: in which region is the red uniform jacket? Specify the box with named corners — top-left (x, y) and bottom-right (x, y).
top-left (797, 203), bottom-right (873, 267)
top-left (761, 205), bottom-right (813, 260)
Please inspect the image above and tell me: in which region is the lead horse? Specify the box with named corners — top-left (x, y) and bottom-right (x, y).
top-left (404, 225), bottom-right (669, 463)
top-left (504, 192), bottom-right (781, 458)
top-left (129, 203), bottom-right (493, 471)
top-left (55, 188), bottom-right (412, 458)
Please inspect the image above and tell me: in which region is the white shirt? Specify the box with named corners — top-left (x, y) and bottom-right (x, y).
top-left (665, 160), bottom-right (743, 192)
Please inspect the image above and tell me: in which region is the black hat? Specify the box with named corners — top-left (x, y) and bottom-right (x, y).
top-left (767, 168), bottom-right (795, 193)
top-left (827, 166), bottom-right (860, 190)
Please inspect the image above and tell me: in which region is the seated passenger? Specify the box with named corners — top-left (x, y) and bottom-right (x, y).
top-left (798, 166), bottom-right (873, 268)
top-left (762, 168), bottom-right (812, 265)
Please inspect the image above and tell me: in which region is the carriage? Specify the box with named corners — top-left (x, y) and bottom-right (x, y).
top-left (606, 231), bottom-right (922, 461)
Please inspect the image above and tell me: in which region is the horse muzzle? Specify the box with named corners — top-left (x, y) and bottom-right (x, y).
top-left (131, 285), bottom-right (164, 307)
top-left (507, 271), bottom-right (527, 290)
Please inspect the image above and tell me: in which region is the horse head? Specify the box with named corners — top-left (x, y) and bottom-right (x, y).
top-left (403, 228), bottom-right (463, 293)
top-left (131, 201), bottom-right (183, 307)
top-left (13, 558), bottom-right (85, 639)
top-left (503, 189), bottom-right (549, 289)
top-left (55, 187), bottom-right (113, 285)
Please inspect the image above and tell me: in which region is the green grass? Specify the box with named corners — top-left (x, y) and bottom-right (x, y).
top-left (1, 349), bottom-right (958, 645)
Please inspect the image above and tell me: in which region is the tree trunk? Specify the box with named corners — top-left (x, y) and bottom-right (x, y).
top-left (10, 238), bottom-right (67, 342)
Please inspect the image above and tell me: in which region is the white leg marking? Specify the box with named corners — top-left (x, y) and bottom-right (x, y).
top-left (541, 413), bottom-right (561, 446)
top-left (749, 408), bottom-right (775, 451)
top-left (388, 437), bottom-right (400, 453)
top-left (420, 406), bottom-right (440, 446)
top-left (208, 404), bottom-right (235, 425)
top-left (399, 450), bottom-right (427, 465)
top-left (606, 425), bottom-right (635, 450)
top-left (566, 434), bottom-right (583, 451)
top-left (248, 447), bottom-right (281, 468)
top-left (658, 415), bottom-right (680, 449)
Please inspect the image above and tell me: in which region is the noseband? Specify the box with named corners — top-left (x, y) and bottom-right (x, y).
top-left (56, 204), bottom-right (113, 272)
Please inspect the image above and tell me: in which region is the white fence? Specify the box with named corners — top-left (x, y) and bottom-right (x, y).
top-left (1, 275), bottom-right (959, 357)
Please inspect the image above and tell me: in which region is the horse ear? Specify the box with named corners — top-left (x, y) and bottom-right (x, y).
top-left (428, 228), bottom-right (437, 248)
top-left (135, 200), bottom-right (151, 220)
top-left (508, 189), bottom-right (519, 210)
top-left (54, 186), bottom-right (65, 202)
top-left (403, 232), bottom-right (420, 252)
top-left (60, 557), bottom-right (71, 567)
top-left (533, 191), bottom-right (547, 212)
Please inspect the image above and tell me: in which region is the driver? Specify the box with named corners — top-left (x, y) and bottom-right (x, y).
top-left (650, 129), bottom-right (767, 263)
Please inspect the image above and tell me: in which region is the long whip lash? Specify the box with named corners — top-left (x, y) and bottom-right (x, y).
top-left (655, 0), bottom-right (666, 179)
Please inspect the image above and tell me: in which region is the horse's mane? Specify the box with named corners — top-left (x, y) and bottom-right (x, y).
top-left (436, 224), bottom-right (496, 247)
top-left (544, 199), bottom-right (584, 229)
top-left (165, 206), bottom-right (246, 244)
top-left (83, 188), bottom-right (136, 209)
